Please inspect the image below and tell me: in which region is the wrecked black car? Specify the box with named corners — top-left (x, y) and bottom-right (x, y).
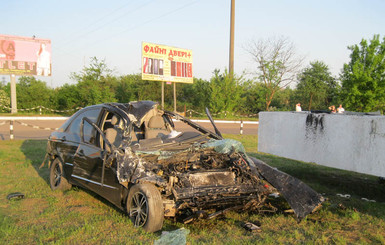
top-left (44, 101), bottom-right (324, 232)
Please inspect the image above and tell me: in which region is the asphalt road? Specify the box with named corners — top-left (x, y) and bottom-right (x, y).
top-left (0, 119), bottom-right (258, 140)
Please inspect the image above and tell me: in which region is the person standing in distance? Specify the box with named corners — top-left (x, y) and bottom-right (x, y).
top-left (296, 103), bottom-right (302, 112)
top-left (337, 104), bottom-right (345, 113)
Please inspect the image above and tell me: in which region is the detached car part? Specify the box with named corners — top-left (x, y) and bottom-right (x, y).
top-left (6, 192), bottom-right (25, 201)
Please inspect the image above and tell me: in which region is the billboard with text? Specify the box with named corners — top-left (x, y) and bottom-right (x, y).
top-left (0, 34), bottom-right (51, 76)
top-left (142, 42), bottom-right (193, 83)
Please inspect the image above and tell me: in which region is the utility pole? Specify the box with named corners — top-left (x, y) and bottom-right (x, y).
top-left (229, 0), bottom-right (235, 76)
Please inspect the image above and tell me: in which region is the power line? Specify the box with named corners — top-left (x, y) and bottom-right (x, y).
top-left (76, 1), bottom-right (141, 34)
top-left (56, 0), bottom-right (140, 45)
top-left (55, 0), bottom-right (155, 54)
top-left (65, 0), bottom-right (200, 54)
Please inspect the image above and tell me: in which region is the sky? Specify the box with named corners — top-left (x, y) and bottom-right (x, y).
top-left (1, 0), bottom-right (384, 88)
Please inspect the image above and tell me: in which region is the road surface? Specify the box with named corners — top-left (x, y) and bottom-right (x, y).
top-left (0, 119), bottom-right (258, 140)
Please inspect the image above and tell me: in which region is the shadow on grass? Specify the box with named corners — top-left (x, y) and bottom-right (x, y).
top-left (20, 139), bottom-right (50, 186)
top-left (20, 140), bottom-right (128, 216)
top-left (69, 186), bottom-right (127, 213)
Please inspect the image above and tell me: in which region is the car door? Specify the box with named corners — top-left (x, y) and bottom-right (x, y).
top-left (72, 109), bottom-right (122, 204)
top-left (71, 108), bottom-right (103, 191)
top-left (51, 108), bottom-right (100, 178)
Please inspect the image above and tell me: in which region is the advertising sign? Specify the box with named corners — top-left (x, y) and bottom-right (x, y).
top-left (142, 42), bottom-right (193, 83)
top-left (0, 34), bottom-right (51, 76)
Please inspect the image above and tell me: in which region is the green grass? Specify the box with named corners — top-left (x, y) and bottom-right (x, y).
top-left (0, 137), bottom-right (384, 244)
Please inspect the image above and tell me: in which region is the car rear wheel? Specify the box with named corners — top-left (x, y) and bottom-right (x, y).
top-left (127, 183), bottom-right (164, 232)
top-left (49, 158), bottom-right (72, 191)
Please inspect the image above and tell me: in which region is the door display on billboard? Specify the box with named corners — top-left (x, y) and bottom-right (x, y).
top-left (141, 42), bottom-right (193, 83)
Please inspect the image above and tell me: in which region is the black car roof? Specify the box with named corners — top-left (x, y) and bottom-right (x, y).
top-left (99, 101), bottom-right (158, 123)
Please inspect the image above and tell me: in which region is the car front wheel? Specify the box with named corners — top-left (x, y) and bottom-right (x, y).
top-left (127, 183), bottom-right (164, 232)
top-left (49, 158), bottom-right (72, 191)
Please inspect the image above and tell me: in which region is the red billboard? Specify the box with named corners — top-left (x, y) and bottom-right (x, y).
top-left (0, 34), bottom-right (51, 76)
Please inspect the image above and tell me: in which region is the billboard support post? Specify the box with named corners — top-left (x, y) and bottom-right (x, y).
top-left (161, 82), bottom-right (164, 110)
top-left (173, 82), bottom-right (177, 113)
top-left (10, 74), bottom-right (17, 114)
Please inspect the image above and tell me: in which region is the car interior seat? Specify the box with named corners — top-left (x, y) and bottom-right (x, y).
top-left (105, 115), bottom-right (123, 151)
top-left (145, 115), bottom-right (170, 139)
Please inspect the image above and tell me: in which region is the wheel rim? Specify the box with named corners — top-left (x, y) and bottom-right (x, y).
top-left (129, 192), bottom-right (148, 227)
top-left (53, 163), bottom-right (62, 187)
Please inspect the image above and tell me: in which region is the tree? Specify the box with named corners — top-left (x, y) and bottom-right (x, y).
top-left (241, 81), bottom-right (267, 114)
top-left (54, 83), bottom-right (80, 110)
top-left (115, 74), bottom-right (141, 103)
top-left (340, 35), bottom-right (385, 112)
top-left (296, 61), bottom-right (337, 110)
top-left (16, 76), bottom-right (54, 109)
top-left (0, 89), bottom-right (10, 112)
top-left (270, 86), bottom-right (295, 111)
top-left (180, 78), bottom-right (211, 112)
top-left (70, 57), bottom-right (117, 106)
top-left (71, 57), bottom-right (112, 82)
top-left (209, 69), bottom-right (242, 114)
top-left (245, 36), bottom-right (303, 111)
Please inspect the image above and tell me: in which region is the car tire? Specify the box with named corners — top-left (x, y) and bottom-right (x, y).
top-left (127, 183), bottom-right (164, 232)
top-left (49, 158), bottom-right (72, 191)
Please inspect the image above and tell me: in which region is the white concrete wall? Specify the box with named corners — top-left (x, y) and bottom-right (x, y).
top-left (258, 111), bottom-right (385, 177)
